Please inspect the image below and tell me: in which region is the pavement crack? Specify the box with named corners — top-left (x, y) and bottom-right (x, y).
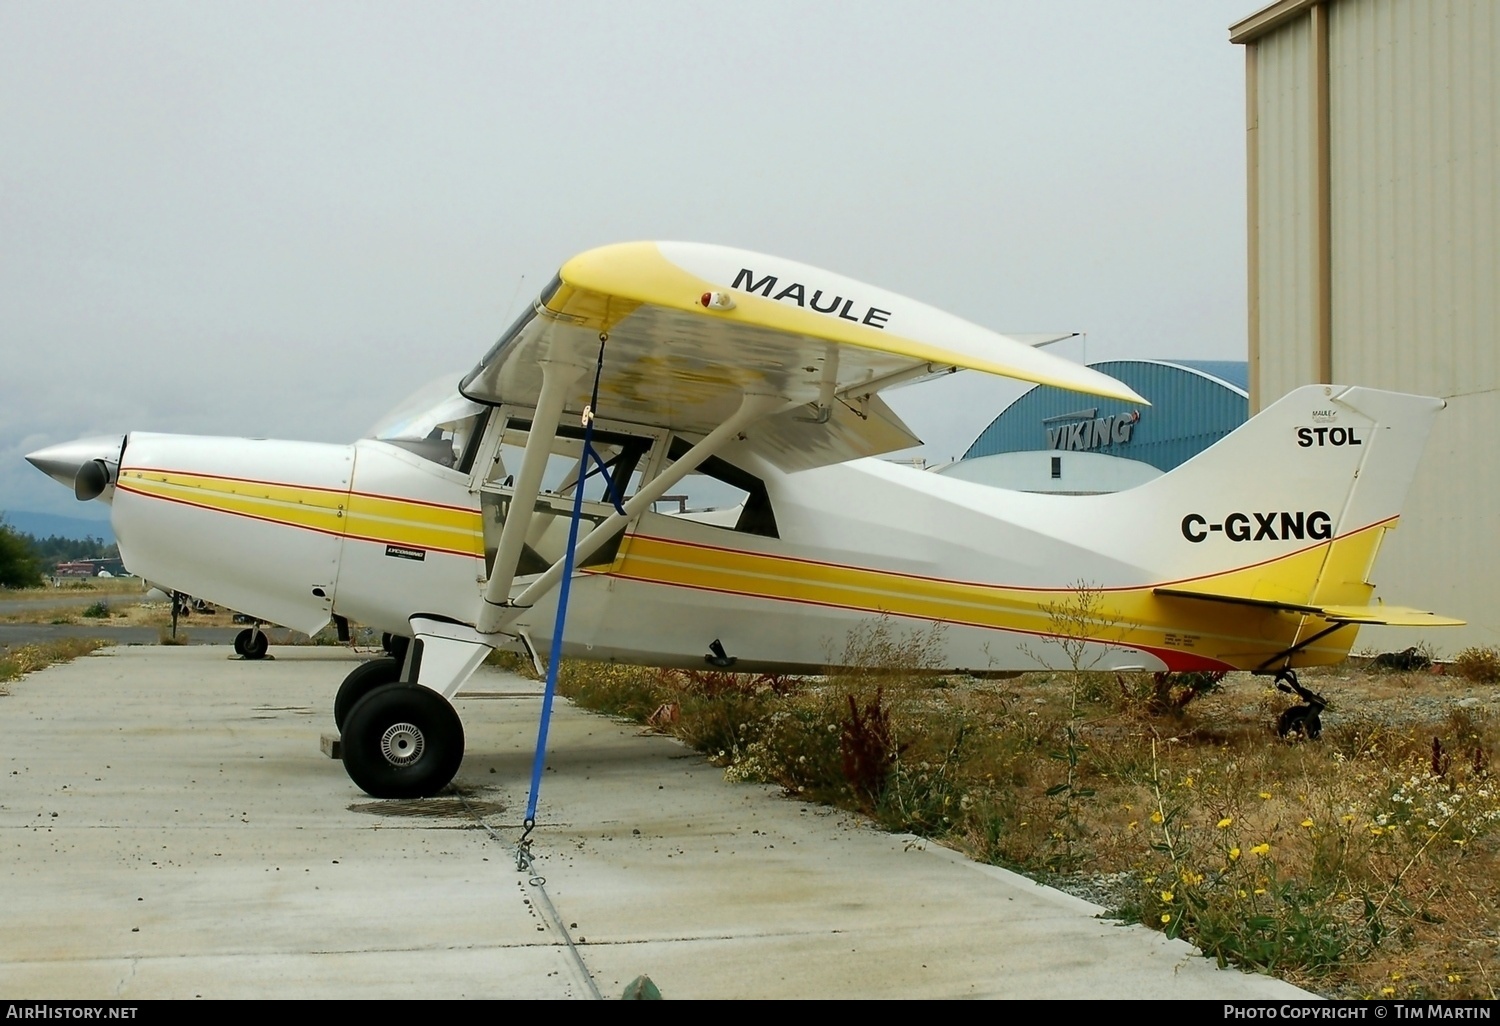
top-left (115, 956), bottom-right (138, 997)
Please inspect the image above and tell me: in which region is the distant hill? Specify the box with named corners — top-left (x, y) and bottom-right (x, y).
top-left (0, 510), bottom-right (115, 543)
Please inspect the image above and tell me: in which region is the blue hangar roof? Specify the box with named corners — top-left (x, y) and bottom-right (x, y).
top-left (962, 359), bottom-right (1248, 473)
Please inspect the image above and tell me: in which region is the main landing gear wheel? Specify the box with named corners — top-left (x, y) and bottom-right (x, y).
top-left (235, 628), bottom-right (269, 660)
top-left (341, 683), bottom-right (464, 799)
top-left (334, 656), bottom-right (402, 731)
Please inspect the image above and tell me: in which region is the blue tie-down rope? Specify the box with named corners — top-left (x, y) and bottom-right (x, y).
top-left (521, 335), bottom-right (611, 842)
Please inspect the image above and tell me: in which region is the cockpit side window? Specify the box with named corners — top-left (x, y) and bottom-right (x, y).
top-left (663, 437), bottom-right (778, 538)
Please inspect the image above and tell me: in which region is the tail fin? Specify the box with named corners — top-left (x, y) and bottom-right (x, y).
top-left (1137, 384), bottom-right (1446, 613)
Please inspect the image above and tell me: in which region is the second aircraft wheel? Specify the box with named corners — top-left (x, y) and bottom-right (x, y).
top-left (341, 683), bottom-right (465, 799)
top-left (334, 656), bottom-right (402, 731)
top-left (236, 628), bottom-right (269, 660)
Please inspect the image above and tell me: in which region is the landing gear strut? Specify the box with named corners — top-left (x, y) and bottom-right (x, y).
top-left (1273, 669), bottom-right (1328, 740)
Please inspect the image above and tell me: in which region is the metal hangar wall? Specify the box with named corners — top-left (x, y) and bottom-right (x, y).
top-left (1232, 0), bottom-right (1500, 654)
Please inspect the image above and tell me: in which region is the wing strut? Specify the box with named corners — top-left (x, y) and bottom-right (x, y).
top-left (513, 338), bottom-right (789, 862)
top-left (476, 360), bottom-right (587, 631)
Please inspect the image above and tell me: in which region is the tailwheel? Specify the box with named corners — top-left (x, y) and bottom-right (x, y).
top-left (235, 627), bottom-right (269, 660)
top-left (1273, 670), bottom-right (1327, 740)
top-left (334, 656), bottom-right (402, 731)
top-left (341, 683), bottom-right (464, 799)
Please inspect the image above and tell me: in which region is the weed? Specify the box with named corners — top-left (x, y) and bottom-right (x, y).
top-left (0, 638), bottom-right (112, 686)
top-left (80, 600), bottom-right (110, 619)
top-left (840, 687), bottom-right (901, 809)
top-left (555, 626), bottom-right (1500, 997)
top-left (484, 648), bottom-right (537, 676)
top-left (1452, 647), bottom-right (1500, 684)
top-left (1116, 671), bottom-right (1228, 717)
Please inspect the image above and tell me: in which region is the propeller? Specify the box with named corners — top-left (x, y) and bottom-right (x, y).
top-left (24, 435), bottom-right (125, 503)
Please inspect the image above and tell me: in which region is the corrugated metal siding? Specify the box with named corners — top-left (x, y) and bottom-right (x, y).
top-left (961, 360), bottom-right (1247, 472)
top-left (1247, 0), bottom-right (1500, 653)
top-left (1324, 0), bottom-right (1500, 653)
top-left (1328, 0), bottom-right (1498, 396)
top-left (1256, 14), bottom-right (1320, 401)
top-left (1359, 389), bottom-right (1500, 652)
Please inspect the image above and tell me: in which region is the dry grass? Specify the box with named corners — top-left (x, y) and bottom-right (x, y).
top-left (1453, 647), bottom-right (1500, 685)
top-left (0, 579), bottom-right (145, 601)
top-left (558, 627), bottom-right (1500, 999)
top-left (0, 637), bottom-right (113, 691)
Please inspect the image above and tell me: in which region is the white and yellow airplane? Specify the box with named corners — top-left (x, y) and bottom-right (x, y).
top-left (26, 241), bottom-right (1461, 798)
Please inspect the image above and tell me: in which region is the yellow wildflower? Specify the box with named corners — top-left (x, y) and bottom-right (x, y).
top-left (1127, 821), bottom-right (1138, 831)
top-left (1250, 843), bottom-right (1270, 856)
top-left (1229, 847), bottom-right (1241, 861)
top-left (1301, 818), bottom-right (1315, 828)
top-left (1184, 776), bottom-right (1194, 788)
top-left (1258, 792), bottom-right (1272, 800)
top-left (1448, 974), bottom-right (1463, 984)
top-left (1160, 890), bottom-right (1174, 902)
top-left (1254, 888), bottom-right (1267, 895)
top-left (1160, 913), bottom-right (1171, 924)
top-left (1217, 817), bottom-right (1233, 829)
top-left (1150, 811), bottom-right (1163, 824)
top-left (1381, 988), bottom-right (1396, 997)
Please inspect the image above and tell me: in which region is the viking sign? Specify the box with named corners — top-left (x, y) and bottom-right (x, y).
top-left (1046, 410), bottom-right (1140, 452)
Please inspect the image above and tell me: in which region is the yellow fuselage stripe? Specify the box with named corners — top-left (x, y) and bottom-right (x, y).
top-left (117, 470), bottom-right (485, 557)
top-left (117, 469), bottom-right (1385, 666)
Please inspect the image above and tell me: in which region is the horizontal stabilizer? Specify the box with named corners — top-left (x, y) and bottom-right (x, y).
top-left (1155, 586), bottom-right (1464, 627)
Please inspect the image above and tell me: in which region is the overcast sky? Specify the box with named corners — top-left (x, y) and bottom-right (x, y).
top-left (1, 0), bottom-right (1256, 520)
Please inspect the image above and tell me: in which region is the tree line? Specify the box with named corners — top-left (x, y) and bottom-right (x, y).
top-left (0, 520), bottom-right (120, 588)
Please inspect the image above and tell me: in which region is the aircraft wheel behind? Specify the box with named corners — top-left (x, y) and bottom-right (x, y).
top-left (1277, 704), bottom-right (1323, 740)
top-left (334, 656), bottom-right (402, 731)
top-left (236, 628), bottom-right (269, 660)
top-left (382, 633), bottom-right (411, 665)
top-left (341, 683), bottom-right (464, 799)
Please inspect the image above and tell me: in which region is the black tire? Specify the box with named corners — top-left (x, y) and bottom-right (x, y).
top-left (242, 629), bottom-right (269, 660)
top-left (233, 629), bottom-right (249, 657)
top-left (1277, 704), bottom-right (1323, 740)
top-left (382, 633), bottom-right (411, 665)
top-left (334, 656), bottom-right (402, 731)
top-left (341, 683), bottom-right (464, 799)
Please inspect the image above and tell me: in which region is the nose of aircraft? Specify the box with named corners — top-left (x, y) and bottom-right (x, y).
top-left (25, 435), bottom-right (127, 501)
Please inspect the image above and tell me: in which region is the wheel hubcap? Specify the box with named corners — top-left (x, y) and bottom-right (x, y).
top-left (380, 722), bottom-right (425, 767)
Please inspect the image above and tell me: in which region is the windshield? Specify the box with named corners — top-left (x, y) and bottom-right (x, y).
top-left (367, 374), bottom-right (485, 469)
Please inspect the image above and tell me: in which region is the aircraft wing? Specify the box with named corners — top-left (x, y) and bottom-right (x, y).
top-left (1155, 586), bottom-right (1465, 627)
top-left (460, 242), bottom-right (1146, 471)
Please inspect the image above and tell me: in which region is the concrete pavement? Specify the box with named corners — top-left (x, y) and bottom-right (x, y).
top-left (0, 645), bottom-right (1312, 999)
